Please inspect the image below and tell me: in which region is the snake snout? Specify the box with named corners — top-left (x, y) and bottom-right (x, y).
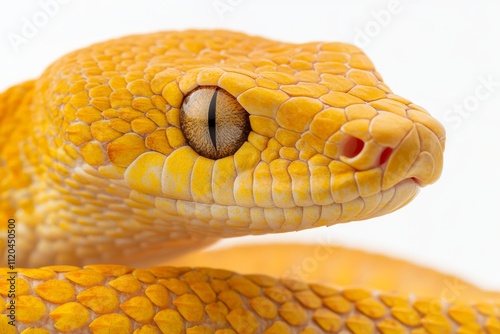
top-left (338, 110), bottom-right (445, 191)
top-left (387, 123), bottom-right (444, 189)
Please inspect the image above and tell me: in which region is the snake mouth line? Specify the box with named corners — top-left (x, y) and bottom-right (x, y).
top-left (145, 177), bottom-right (421, 236)
top-left (410, 177), bottom-right (426, 187)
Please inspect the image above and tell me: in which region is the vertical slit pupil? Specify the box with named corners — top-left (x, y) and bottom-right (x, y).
top-left (208, 90), bottom-right (218, 149)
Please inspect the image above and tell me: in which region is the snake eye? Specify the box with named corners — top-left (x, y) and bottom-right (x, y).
top-left (180, 87), bottom-right (251, 160)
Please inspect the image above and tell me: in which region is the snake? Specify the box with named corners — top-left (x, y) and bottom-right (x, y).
top-left (0, 29), bottom-right (497, 334)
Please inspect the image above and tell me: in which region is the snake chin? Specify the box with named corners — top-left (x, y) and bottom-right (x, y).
top-left (371, 177), bottom-right (421, 219)
top-left (394, 177), bottom-right (421, 204)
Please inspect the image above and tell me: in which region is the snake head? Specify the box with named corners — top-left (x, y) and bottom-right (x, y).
top-left (35, 30), bottom-right (445, 262)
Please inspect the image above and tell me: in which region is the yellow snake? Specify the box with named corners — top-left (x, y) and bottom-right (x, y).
top-left (0, 29), bottom-right (497, 333)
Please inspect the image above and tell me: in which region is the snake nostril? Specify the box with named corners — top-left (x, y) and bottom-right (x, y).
top-left (379, 147), bottom-right (393, 165)
top-left (341, 135), bottom-right (364, 159)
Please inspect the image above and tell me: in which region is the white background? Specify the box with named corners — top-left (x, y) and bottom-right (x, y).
top-left (1, 1), bottom-right (499, 290)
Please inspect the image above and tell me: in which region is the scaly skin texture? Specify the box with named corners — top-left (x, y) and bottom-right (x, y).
top-left (0, 30), bottom-right (444, 267)
top-left (1, 265), bottom-right (500, 333)
top-left (0, 30), bottom-right (491, 333)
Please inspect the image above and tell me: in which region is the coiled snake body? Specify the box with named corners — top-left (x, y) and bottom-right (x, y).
top-left (0, 30), bottom-right (497, 333)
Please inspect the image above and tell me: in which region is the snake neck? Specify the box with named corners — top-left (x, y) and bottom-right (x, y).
top-left (0, 80), bottom-right (39, 223)
top-left (0, 80), bottom-right (36, 161)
